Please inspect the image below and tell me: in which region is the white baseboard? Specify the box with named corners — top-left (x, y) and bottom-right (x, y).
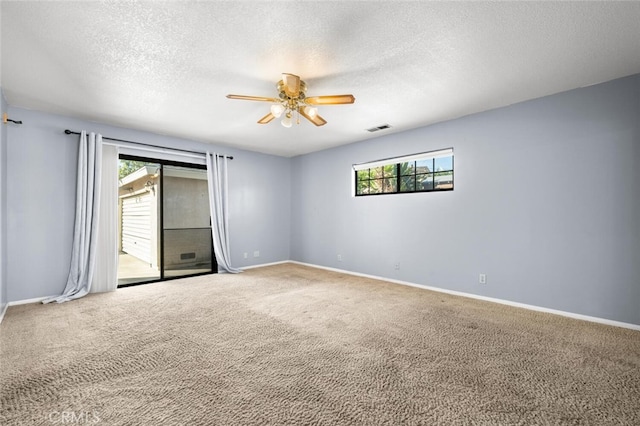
top-left (8, 296), bottom-right (51, 306)
top-left (289, 261), bottom-right (640, 331)
top-left (0, 303), bottom-right (7, 324)
top-left (240, 260), bottom-right (290, 271)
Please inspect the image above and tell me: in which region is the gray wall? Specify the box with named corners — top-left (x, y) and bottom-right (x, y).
top-left (291, 74), bottom-right (640, 325)
top-left (5, 107), bottom-right (290, 301)
top-left (0, 89), bottom-right (7, 313)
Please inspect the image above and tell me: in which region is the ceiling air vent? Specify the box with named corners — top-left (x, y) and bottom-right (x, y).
top-left (366, 124), bottom-right (392, 132)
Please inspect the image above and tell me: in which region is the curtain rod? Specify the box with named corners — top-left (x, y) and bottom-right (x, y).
top-left (64, 129), bottom-right (233, 160)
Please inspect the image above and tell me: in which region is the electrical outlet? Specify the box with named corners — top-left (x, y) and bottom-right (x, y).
top-left (337, 254), bottom-right (342, 261)
top-left (254, 251), bottom-right (260, 258)
top-left (479, 273), bottom-right (487, 284)
top-left (394, 262), bottom-right (400, 270)
top-left (243, 252), bottom-right (248, 259)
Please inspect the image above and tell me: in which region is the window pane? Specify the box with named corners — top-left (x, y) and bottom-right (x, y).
top-left (370, 179), bottom-right (383, 194)
top-left (383, 163), bottom-right (396, 178)
top-left (356, 180), bottom-right (368, 195)
top-left (357, 169), bottom-right (370, 181)
top-left (370, 166), bottom-right (383, 179)
top-left (118, 160), bottom-right (162, 285)
top-left (383, 178), bottom-right (397, 193)
top-left (434, 171), bottom-right (453, 189)
top-left (163, 166), bottom-right (213, 279)
top-left (416, 159), bottom-right (433, 174)
top-left (400, 162), bottom-right (415, 176)
top-left (417, 173), bottom-right (433, 191)
top-left (400, 175), bottom-right (415, 192)
top-left (434, 156), bottom-right (453, 172)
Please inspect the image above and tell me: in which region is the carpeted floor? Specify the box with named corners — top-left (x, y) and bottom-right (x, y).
top-left (1, 263), bottom-right (639, 425)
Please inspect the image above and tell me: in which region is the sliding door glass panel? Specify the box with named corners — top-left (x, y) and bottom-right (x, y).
top-left (162, 166), bottom-right (214, 278)
top-left (117, 160), bottom-right (161, 285)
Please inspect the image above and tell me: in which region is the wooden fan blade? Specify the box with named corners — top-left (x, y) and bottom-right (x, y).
top-left (257, 112), bottom-right (276, 124)
top-left (227, 94), bottom-right (280, 103)
top-left (299, 107), bottom-right (327, 126)
top-left (282, 73), bottom-right (301, 98)
top-left (305, 94), bottom-right (355, 105)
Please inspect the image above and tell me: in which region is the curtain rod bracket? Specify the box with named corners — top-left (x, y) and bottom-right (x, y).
top-left (2, 113), bottom-right (23, 125)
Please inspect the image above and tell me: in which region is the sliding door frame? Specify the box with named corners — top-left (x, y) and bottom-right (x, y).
top-left (118, 154), bottom-right (217, 288)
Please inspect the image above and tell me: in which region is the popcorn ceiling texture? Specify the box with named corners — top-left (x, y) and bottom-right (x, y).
top-left (1, 263), bottom-right (639, 425)
top-left (2, 2), bottom-right (640, 156)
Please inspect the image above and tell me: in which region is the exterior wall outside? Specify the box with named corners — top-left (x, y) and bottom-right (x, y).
top-left (290, 74), bottom-right (640, 326)
top-left (163, 175), bottom-right (209, 229)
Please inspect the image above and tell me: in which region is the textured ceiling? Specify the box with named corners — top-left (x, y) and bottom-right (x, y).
top-left (2, 1), bottom-right (640, 157)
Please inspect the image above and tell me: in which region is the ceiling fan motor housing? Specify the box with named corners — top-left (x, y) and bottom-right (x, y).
top-left (278, 79), bottom-right (306, 101)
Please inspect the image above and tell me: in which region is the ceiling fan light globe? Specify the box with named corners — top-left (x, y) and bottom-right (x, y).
top-left (271, 104), bottom-right (285, 118)
top-left (281, 115), bottom-right (293, 128)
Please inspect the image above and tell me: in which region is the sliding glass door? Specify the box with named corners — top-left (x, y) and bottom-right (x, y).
top-left (117, 156), bottom-right (216, 286)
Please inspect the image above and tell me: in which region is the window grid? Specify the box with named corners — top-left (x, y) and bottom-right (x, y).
top-left (355, 154), bottom-right (453, 196)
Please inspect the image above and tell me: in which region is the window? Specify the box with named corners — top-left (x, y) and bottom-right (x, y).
top-left (354, 148), bottom-right (453, 196)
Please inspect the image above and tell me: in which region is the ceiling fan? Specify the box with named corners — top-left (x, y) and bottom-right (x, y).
top-left (226, 73), bottom-right (355, 127)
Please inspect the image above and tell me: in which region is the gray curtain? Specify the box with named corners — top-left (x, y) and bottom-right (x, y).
top-left (206, 152), bottom-right (241, 273)
top-left (44, 131), bottom-right (103, 303)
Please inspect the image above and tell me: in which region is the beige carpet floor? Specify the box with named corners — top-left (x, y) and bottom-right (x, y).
top-left (1, 263), bottom-right (639, 425)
